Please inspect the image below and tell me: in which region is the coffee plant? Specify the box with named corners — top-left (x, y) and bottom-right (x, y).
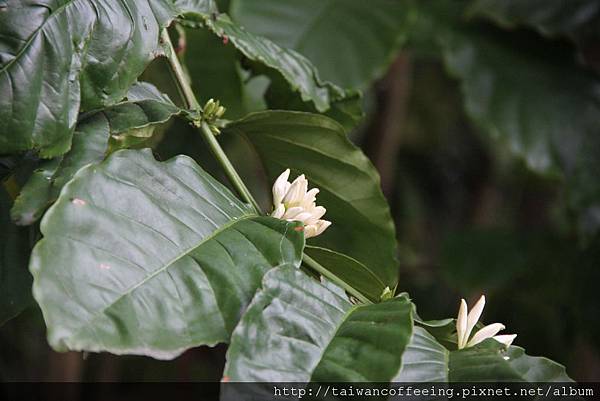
top-left (5, 0), bottom-right (596, 385)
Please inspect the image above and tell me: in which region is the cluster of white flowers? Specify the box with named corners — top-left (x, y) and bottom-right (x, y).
top-left (270, 169), bottom-right (331, 238)
top-left (456, 295), bottom-right (516, 349)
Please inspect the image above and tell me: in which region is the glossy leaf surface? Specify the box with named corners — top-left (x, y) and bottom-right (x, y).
top-left (30, 149), bottom-right (304, 359)
top-left (197, 13), bottom-right (353, 113)
top-left (10, 82), bottom-right (180, 226)
top-left (224, 267), bottom-right (413, 381)
top-left (0, 0), bottom-right (212, 157)
top-left (393, 326), bottom-right (449, 382)
top-left (449, 340), bottom-right (572, 382)
top-left (230, 0), bottom-right (412, 89)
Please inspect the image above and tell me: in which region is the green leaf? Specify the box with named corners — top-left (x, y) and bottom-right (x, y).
top-left (185, 27), bottom-right (253, 119)
top-left (30, 149), bottom-right (304, 359)
top-left (191, 13), bottom-right (355, 113)
top-left (440, 26), bottom-right (600, 234)
top-left (0, 0), bottom-right (211, 157)
top-left (224, 266), bottom-right (413, 381)
top-left (449, 339), bottom-right (572, 382)
top-left (0, 184), bottom-right (33, 326)
top-left (304, 246), bottom-right (386, 303)
top-left (230, 0), bottom-right (414, 90)
top-left (395, 331), bottom-right (571, 382)
top-left (225, 111), bottom-right (398, 288)
top-left (468, 0), bottom-right (600, 43)
top-left (11, 82), bottom-right (181, 226)
top-left (393, 326), bottom-right (449, 382)
top-left (264, 73), bottom-right (364, 131)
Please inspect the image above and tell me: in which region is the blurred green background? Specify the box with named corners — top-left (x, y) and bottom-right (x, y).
top-left (2, 0), bottom-right (600, 381)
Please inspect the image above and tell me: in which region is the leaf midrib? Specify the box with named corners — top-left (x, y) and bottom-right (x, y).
top-left (307, 303), bottom-right (358, 381)
top-left (67, 214), bottom-right (257, 341)
top-left (0, 0), bottom-right (80, 74)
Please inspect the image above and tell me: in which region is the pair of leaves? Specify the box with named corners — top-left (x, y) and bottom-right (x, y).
top-left (30, 149), bottom-right (304, 359)
top-left (11, 82), bottom-right (181, 226)
top-left (224, 267), bottom-right (571, 382)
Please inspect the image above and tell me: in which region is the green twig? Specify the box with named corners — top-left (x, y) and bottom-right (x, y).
top-left (161, 29), bottom-right (260, 212)
top-left (199, 121), bottom-right (262, 212)
top-left (161, 28), bottom-right (371, 305)
top-left (303, 254), bottom-right (372, 304)
top-left (161, 29), bottom-right (199, 110)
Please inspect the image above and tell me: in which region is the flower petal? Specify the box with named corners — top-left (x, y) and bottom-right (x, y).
top-left (466, 323), bottom-right (505, 348)
top-left (466, 295), bottom-right (485, 344)
top-left (272, 169), bottom-right (291, 205)
top-left (457, 299), bottom-right (468, 349)
top-left (304, 224), bottom-right (318, 238)
top-left (271, 203), bottom-right (285, 219)
top-left (305, 206), bottom-right (327, 225)
top-left (314, 220), bottom-right (331, 236)
top-left (294, 212), bottom-right (313, 224)
top-left (302, 188), bottom-right (320, 208)
top-left (282, 206), bottom-right (304, 220)
top-left (493, 334), bottom-right (517, 347)
top-left (283, 175), bottom-right (308, 205)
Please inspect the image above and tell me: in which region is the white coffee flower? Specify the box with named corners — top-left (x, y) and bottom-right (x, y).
top-left (456, 295), bottom-right (516, 349)
top-left (270, 169), bottom-right (331, 239)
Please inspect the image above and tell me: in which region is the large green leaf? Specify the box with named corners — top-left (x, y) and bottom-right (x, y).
top-left (184, 27), bottom-right (264, 120)
top-left (0, 184), bottom-right (33, 326)
top-left (224, 266), bottom-right (413, 381)
top-left (11, 82), bottom-right (181, 226)
top-left (469, 0), bottom-right (600, 43)
top-left (0, 0), bottom-right (212, 157)
top-left (224, 266), bottom-right (571, 382)
top-left (230, 0), bottom-right (413, 90)
top-left (393, 326), bottom-right (449, 382)
top-left (434, 17), bottom-right (600, 233)
top-left (395, 330), bottom-right (571, 382)
top-left (449, 339), bottom-right (572, 382)
top-left (188, 12), bottom-right (354, 114)
top-left (30, 149), bottom-right (304, 359)
top-left (304, 246), bottom-right (386, 303)
top-left (225, 111), bottom-right (398, 288)
top-left (181, 23), bottom-right (271, 120)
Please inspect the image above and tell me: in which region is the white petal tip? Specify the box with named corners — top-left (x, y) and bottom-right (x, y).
top-left (494, 334), bottom-right (517, 347)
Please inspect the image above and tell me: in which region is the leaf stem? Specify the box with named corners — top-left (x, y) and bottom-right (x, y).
top-left (302, 254), bottom-right (372, 304)
top-left (161, 29), bottom-right (261, 212)
top-left (161, 28), bottom-right (371, 305)
top-left (161, 29), bottom-right (200, 110)
top-left (199, 122), bottom-right (262, 212)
